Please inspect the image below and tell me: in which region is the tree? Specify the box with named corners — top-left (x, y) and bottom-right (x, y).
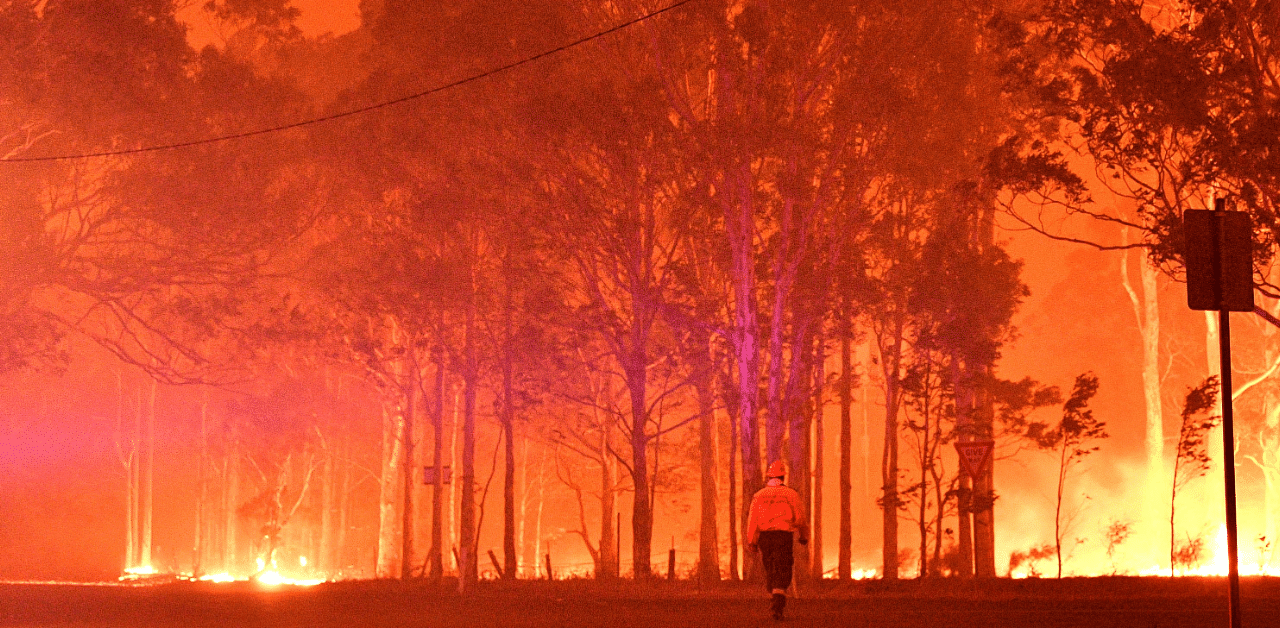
top-left (1042, 373), bottom-right (1105, 578)
top-left (0, 0), bottom-right (321, 385)
top-left (545, 343), bottom-right (626, 579)
top-left (1171, 376), bottom-right (1220, 574)
top-left (1024, 0), bottom-right (1280, 284)
top-left (1007, 0), bottom-right (1280, 564)
top-left (898, 343), bottom-right (954, 578)
top-left (228, 378), bottom-right (327, 578)
top-left (517, 21), bottom-right (701, 576)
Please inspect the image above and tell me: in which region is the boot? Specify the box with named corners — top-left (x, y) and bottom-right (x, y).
top-left (771, 591), bottom-right (786, 620)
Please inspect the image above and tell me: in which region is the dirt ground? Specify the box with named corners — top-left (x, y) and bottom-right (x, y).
top-left (3, 576), bottom-right (1280, 628)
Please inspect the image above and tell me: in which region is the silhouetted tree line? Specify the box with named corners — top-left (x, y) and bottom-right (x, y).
top-left (0, 0), bottom-right (1274, 583)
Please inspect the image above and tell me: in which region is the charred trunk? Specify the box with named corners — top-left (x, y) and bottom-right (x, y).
top-left (838, 317), bottom-right (853, 580)
top-left (458, 294), bottom-right (479, 591)
top-left (696, 356), bottom-right (720, 584)
top-left (429, 345), bottom-right (446, 580)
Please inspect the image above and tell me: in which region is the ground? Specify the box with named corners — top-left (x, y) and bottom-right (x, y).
top-left (2, 577), bottom-right (1279, 627)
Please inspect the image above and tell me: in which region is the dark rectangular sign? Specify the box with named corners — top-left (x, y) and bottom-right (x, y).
top-left (1185, 209), bottom-right (1254, 312)
top-left (423, 465), bottom-right (452, 485)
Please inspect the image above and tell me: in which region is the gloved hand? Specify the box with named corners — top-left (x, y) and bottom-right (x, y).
top-left (798, 537), bottom-right (808, 546)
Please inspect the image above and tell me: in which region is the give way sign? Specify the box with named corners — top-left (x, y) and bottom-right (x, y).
top-left (955, 439), bottom-right (995, 479)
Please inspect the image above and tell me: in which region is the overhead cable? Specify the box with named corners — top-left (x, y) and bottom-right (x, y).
top-left (1, 0), bottom-right (698, 163)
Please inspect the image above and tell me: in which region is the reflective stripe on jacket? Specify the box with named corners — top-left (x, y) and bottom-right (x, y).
top-left (746, 482), bottom-right (808, 546)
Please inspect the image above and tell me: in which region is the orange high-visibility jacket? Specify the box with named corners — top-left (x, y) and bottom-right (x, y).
top-left (746, 481), bottom-right (809, 546)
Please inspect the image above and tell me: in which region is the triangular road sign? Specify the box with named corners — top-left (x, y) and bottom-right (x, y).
top-left (955, 439), bottom-right (995, 479)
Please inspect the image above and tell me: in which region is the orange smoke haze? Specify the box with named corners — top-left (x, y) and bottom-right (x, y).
top-left (3, 0), bottom-right (1275, 587)
top-left (180, 0), bottom-right (360, 49)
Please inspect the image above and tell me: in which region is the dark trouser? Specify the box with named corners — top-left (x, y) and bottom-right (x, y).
top-left (757, 530), bottom-right (794, 593)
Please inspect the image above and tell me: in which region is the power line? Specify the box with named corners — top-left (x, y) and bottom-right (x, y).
top-left (2, 0), bottom-right (699, 163)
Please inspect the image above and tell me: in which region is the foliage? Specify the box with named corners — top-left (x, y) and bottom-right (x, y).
top-left (1009, 0), bottom-right (1280, 292)
top-left (1173, 376), bottom-right (1221, 487)
top-left (1103, 518), bottom-right (1133, 575)
top-left (1037, 372), bottom-right (1105, 577)
top-left (1172, 535), bottom-right (1207, 573)
top-left (1008, 543), bottom-right (1056, 577)
top-left (1170, 376), bottom-right (1220, 574)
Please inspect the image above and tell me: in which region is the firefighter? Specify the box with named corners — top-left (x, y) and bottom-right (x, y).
top-left (747, 459), bottom-right (808, 621)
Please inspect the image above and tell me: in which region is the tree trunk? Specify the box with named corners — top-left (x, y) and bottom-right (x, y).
top-left (838, 316), bottom-right (852, 580)
top-left (724, 158), bottom-right (763, 580)
top-left (932, 446), bottom-right (945, 576)
top-left (319, 427), bottom-right (336, 575)
top-left (337, 438), bottom-right (351, 575)
top-left (918, 380), bottom-right (931, 579)
top-left (1121, 227), bottom-right (1165, 560)
top-left (880, 330), bottom-right (903, 581)
top-left (449, 385), bottom-right (459, 573)
top-left (697, 358), bottom-right (720, 584)
top-left (533, 447), bottom-right (547, 577)
top-left (517, 438), bottom-right (529, 577)
top-left (142, 378), bottom-right (155, 570)
top-left (116, 371), bottom-right (135, 571)
top-left (501, 323), bottom-right (517, 580)
top-left (429, 346), bottom-right (446, 580)
top-left (376, 404), bottom-right (404, 578)
top-left (1203, 310), bottom-right (1225, 544)
top-left (953, 360), bottom-right (974, 577)
top-left (458, 292), bottom-right (479, 591)
top-left (972, 377), bottom-right (996, 577)
top-left (195, 388), bottom-right (209, 576)
top-left (812, 336), bottom-right (825, 581)
top-left (501, 379), bottom-right (516, 580)
top-left (627, 355), bottom-right (653, 579)
top-left (786, 326), bottom-right (816, 583)
top-left (860, 341), bottom-right (873, 542)
top-left (728, 391), bottom-right (741, 581)
top-left (789, 391), bottom-right (811, 582)
top-left (224, 436), bottom-right (238, 574)
top-left (400, 375), bottom-right (416, 579)
top-left (1261, 295), bottom-right (1280, 573)
top-left (600, 421), bottom-right (618, 579)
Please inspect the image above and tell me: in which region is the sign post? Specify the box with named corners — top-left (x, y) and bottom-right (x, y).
top-left (1184, 199), bottom-right (1253, 628)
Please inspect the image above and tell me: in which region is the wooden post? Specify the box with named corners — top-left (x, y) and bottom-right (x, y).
top-left (668, 537), bottom-right (676, 580)
top-left (488, 549), bottom-right (504, 579)
top-left (544, 553), bottom-right (552, 581)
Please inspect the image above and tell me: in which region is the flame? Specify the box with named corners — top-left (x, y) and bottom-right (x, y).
top-left (255, 571), bottom-right (323, 586)
top-left (118, 565), bottom-right (163, 582)
top-left (197, 573), bottom-right (236, 583)
top-left (1005, 522), bottom-right (1275, 579)
top-left (850, 568), bottom-right (877, 580)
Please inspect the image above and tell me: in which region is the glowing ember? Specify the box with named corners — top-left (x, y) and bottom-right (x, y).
top-left (254, 571), bottom-right (323, 586)
top-left (196, 573), bottom-right (236, 583)
top-left (850, 568), bottom-right (877, 580)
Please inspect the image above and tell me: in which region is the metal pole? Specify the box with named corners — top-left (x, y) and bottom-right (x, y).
top-left (1219, 308), bottom-right (1242, 628)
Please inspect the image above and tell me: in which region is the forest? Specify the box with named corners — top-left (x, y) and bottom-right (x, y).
top-left (1, 0), bottom-right (1279, 588)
